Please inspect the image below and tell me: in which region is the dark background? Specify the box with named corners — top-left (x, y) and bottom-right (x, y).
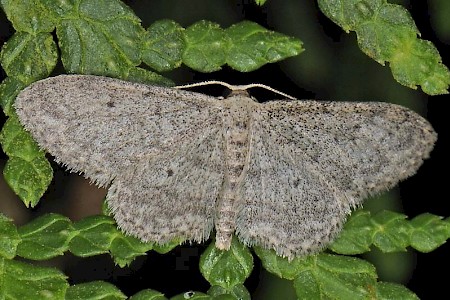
top-left (1, 1), bottom-right (449, 299)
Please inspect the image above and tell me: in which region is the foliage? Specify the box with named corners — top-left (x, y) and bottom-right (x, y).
top-left (0, 0), bottom-right (449, 299)
top-left (1, 210), bottom-right (449, 299)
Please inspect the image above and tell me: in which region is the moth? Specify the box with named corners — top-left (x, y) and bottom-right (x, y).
top-left (14, 75), bottom-right (436, 259)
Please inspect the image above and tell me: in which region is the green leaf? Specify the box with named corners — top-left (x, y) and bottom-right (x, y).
top-left (70, 216), bottom-right (119, 257)
top-left (183, 20), bottom-right (227, 73)
top-left (125, 67), bottom-right (173, 86)
top-left (170, 291), bottom-right (211, 300)
top-left (410, 213), bottom-right (450, 252)
top-left (359, 4), bottom-right (419, 60)
top-left (0, 214), bottom-right (21, 259)
top-left (292, 254), bottom-right (378, 300)
top-left (0, 0), bottom-right (56, 32)
top-left (331, 210), bottom-right (450, 255)
top-left (254, 0), bottom-right (268, 6)
top-left (199, 237), bottom-right (253, 289)
top-left (1, 213), bottom-right (156, 264)
top-left (318, 0), bottom-right (391, 32)
top-left (0, 115), bottom-right (42, 158)
top-left (101, 199), bottom-right (113, 217)
top-left (256, 249), bottom-right (413, 300)
top-left (142, 20), bottom-right (185, 72)
top-left (208, 284), bottom-right (251, 300)
top-left (17, 213), bottom-right (73, 260)
top-left (371, 211), bottom-right (411, 252)
top-left (56, 0), bottom-right (146, 78)
top-left (70, 215), bottom-right (152, 266)
top-left (0, 115), bottom-right (53, 207)
top-left (0, 32), bottom-right (58, 82)
top-left (0, 77), bottom-right (26, 116)
top-left (375, 282), bottom-right (419, 300)
top-left (318, 0), bottom-right (450, 95)
top-left (66, 281), bottom-right (126, 300)
top-left (182, 20), bottom-right (303, 73)
top-left (129, 289), bottom-right (168, 300)
top-left (225, 21), bottom-right (303, 72)
top-left (2, 156), bottom-right (52, 207)
top-left (329, 210), bottom-right (373, 255)
top-left (256, 245), bottom-right (415, 298)
top-left (253, 247), bottom-right (303, 280)
top-left (390, 38), bottom-right (450, 95)
top-left (152, 239), bottom-right (180, 254)
top-left (109, 234), bottom-right (152, 267)
top-left (0, 257), bottom-right (68, 299)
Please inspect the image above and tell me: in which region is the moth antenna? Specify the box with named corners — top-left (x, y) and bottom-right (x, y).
top-left (175, 81), bottom-right (297, 100)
